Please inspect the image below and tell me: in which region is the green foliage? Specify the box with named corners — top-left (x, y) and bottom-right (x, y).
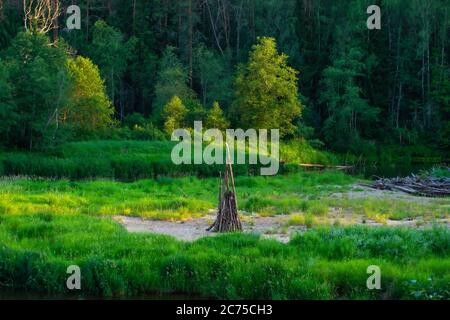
top-left (0, 0), bottom-right (447, 155)
top-left (0, 140), bottom-right (282, 180)
top-left (0, 138), bottom-right (346, 180)
top-left (116, 114), bottom-right (167, 141)
top-left (0, 60), bottom-right (15, 145)
top-left (193, 44), bottom-right (233, 108)
top-left (205, 102), bottom-right (230, 130)
top-left (183, 98), bottom-right (207, 124)
top-left (424, 166), bottom-right (450, 178)
top-left (280, 139), bottom-right (337, 165)
top-left (431, 63), bottom-right (450, 148)
top-left (2, 31), bottom-right (70, 149)
top-left (87, 20), bottom-right (136, 109)
top-left (290, 226), bottom-right (450, 261)
top-left (320, 48), bottom-right (379, 152)
top-left (234, 37), bottom-right (302, 137)
top-left (66, 56), bottom-right (115, 134)
top-left (1, 169), bottom-right (448, 222)
top-left (163, 96), bottom-right (188, 135)
top-left (153, 47), bottom-right (194, 123)
top-left (0, 1), bottom-right (449, 302)
top-left (0, 171), bottom-right (359, 221)
top-left (0, 0), bottom-right (448, 157)
top-left (0, 214), bottom-right (448, 299)
top-left (124, 113), bottom-right (147, 128)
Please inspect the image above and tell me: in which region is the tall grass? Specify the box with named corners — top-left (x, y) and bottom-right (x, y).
top-left (280, 139), bottom-right (338, 165)
top-left (0, 212), bottom-right (448, 299)
top-left (0, 172), bottom-right (358, 220)
top-left (0, 140), bottom-right (336, 180)
top-left (1, 171), bottom-right (447, 220)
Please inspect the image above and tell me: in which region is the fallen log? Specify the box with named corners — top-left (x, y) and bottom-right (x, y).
top-left (299, 164), bottom-right (354, 171)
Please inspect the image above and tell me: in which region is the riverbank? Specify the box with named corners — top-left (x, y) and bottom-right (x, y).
top-left (0, 212), bottom-right (449, 299)
top-left (0, 171), bottom-right (449, 299)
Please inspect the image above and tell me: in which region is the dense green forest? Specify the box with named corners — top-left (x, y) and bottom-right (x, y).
top-left (0, 0), bottom-right (449, 158)
top-left (0, 1), bottom-right (449, 301)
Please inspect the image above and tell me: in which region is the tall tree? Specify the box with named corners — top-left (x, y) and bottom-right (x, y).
top-left (0, 60), bottom-right (15, 145)
top-left (162, 95), bottom-right (188, 135)
top-left (320, 47), bottom-right (379, 152)
top-left (153, 46), bottom-right (194, 123)
top-left (234, 37), bottom-right (302, 137)
top-left (3, 31), bottom-right (69, 149)
top-left (193, 44), bottom-right (233, 108)
top-left (23, 0), bottom-right (60, 35)
top-left (65, 56), bottom-right (115, 134)
top-left (87, 19), bottom-right (136, 120)
top-left (205, 101), bottom-right (230, 130)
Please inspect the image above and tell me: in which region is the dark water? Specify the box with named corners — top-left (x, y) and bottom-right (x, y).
top-left (0, 290), bottom-right (200, 300)
top-left (300, 162), bottom-right (442, 179)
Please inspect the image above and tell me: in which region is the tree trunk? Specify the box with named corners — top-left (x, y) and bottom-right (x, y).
top-left (188, 0), bottom-right (193, 88)
top-left (52, 0), bottom-right (58, 45)
top-left (86, 0), bottom-right (90, 41)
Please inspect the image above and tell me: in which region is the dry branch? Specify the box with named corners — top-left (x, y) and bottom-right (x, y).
top-left (23, 0), bottom-right (60, 34)
top-left (207, 144), bottom-right (242, 233)
top-left (367, 174), bottom-right (450, 197)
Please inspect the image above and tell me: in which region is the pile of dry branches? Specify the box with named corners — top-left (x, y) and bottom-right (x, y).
top-left (368, 175), bottom-right (450, 197)
top-left (207, 145), bottom-right (242, 233)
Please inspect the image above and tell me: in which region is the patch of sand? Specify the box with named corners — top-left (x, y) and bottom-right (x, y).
top-left (114, 214), bottom-right (307, 243)
top-left (114, 212), bottom-right (449, 243)
top-left (113, 185), bottom-right (449, 242)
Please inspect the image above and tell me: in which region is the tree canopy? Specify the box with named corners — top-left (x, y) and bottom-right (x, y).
top-left (234, 37), bottom-right (302, 137)
top-left (0, 0), bottom-right (448, 155)
top-left (66, 56), bottom-right (115, 134)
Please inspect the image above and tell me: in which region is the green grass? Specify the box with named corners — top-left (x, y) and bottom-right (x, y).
top-left (0, 140), bottom-right (336, 180)
top-left (0, 212), bottom-right (448, 299)
top-left (0, 141), bottom-right (258, 180)
top-left (426, 166), bottom-right (450, 178)
top-left (280, 139), bottom-right (338, 165)
top-left (0, 171), bottom-right (358, 220)
top-left (0, 150), bottom-right (448, 300)
top-left (0, 171), bottom-right (447, 221)
top-left (328, 197), bottom-right (450, 222)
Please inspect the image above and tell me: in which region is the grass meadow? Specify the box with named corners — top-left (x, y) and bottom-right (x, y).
top-left (0, 213), bottom-right (448, 299)
top-left (0, 140), bottom-right (337, 180)
top-left (0, 141), bottom-right (449, 299)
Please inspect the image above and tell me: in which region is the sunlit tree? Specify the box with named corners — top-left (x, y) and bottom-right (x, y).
top-left (66, 56), bottom-right (115, 133)
top-left (234, 37), bottom-right (302, 137)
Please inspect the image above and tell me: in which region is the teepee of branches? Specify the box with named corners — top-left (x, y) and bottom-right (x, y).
top-left (207, 144), bottom-right (242, 233)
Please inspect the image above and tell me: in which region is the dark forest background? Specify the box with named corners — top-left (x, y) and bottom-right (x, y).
top-left (0, 0), bottom-right (449, 159)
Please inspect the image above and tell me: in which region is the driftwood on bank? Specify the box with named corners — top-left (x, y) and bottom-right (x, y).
top-left (366, 175), bottom-right (450, 197)
top-left (299, 164), bottom-right (354, 171)
top-left (207, 144), bottom-right (242, 233)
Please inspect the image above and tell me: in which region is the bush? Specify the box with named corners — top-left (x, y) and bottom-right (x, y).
top-left (280, 139), bottom-right (336, 165)
top-left (124, 113), bottom-right (147, 128)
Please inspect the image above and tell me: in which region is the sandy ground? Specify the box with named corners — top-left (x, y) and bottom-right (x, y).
top-left (114, 214), bottom-right (300, 243)
top-left (114, 213), bottom-right (449, 243)
top-left (113, 186), bottom-right (449, 243)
